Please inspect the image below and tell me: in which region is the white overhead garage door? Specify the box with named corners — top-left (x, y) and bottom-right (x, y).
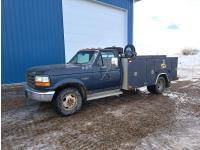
top-left (62, 0), bottom-right (127, 61)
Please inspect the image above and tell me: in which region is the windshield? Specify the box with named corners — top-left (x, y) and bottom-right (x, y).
top-left (69, 51), bottom-right (98, 64)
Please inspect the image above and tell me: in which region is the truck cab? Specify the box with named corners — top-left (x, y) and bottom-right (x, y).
top-left (69, 48), bottom-right (122, 92)
top-left (25, 45), bottom-right (178, 116)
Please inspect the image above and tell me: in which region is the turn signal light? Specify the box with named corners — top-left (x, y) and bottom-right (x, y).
top-left (35, 82), bottom-right (50, 87)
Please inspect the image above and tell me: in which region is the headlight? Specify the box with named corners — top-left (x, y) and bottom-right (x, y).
top-left (35, 76), bottom-right (50, 87)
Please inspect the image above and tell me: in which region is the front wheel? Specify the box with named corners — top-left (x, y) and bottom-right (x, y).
top-left (147, 76), bottom-right (166, 94)
top-left (53, 88), bottom-right (82, 116)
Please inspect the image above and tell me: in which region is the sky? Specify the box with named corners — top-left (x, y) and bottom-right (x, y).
top-left (134, 0), bottom-right (200, 55)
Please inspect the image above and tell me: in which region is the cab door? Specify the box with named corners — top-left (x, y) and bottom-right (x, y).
top-left (92, 51), bottom-right (121, 91)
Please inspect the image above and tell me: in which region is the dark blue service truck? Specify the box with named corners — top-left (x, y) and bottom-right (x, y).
top-left (25, 45), bottom-right (178, 116)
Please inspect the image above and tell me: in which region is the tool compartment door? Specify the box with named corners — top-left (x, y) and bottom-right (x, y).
top-left (128, 57), bottom-right (147, 88)
top-left (146, 59), bottom-right (156, 86)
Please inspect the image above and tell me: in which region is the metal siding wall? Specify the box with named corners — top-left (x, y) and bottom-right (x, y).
top-left (98, 0), bottom-right (133, 44)
top-left (2, 0), bottom-right (133, 84)
top-left (2, 0), bottom-right (65, 84)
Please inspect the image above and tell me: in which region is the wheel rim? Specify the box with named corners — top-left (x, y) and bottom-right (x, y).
top-left (157, 79), bottom-right (164, 91)
top-left (62, 94), bottom-right (77, 110)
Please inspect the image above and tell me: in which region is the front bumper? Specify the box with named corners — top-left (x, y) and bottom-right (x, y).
top-left (25, 85), bottom-right (55, 102)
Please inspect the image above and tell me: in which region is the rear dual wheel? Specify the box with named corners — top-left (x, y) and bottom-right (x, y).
top-left (147, 76), bottom-right (166, 94)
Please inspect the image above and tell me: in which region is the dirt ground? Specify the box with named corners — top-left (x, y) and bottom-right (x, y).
top-left (1, 79), bottom-right (200, 150)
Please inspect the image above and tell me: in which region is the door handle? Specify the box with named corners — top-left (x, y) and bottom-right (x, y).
top-left (100, 66), bottom-right (108, 70)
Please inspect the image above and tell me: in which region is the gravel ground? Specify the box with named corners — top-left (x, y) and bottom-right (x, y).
top-left (1, 79), bottom-right (200, 150)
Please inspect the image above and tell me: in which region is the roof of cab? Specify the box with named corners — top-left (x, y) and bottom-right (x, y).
top-left (80, 46), bottom-right (123, 53)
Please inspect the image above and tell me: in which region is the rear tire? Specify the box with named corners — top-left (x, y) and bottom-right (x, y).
top-left (147, 76), bottom-right (166, 94)
top-left (147, 85), bottom-right (156, 94)
top-left (53, 88), bottom-right (82, 116)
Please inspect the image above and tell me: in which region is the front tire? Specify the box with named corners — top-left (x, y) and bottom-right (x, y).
top-left (147, 76), bottom-right (166, 94)
top-left (53, 88), bottom-right (82, 116)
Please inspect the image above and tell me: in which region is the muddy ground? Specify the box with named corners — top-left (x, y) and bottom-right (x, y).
top-left (1, 80), bottom-right (200, 150)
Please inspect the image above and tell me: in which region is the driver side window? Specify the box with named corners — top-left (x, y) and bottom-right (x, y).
top-left (96, 51), bottom-right (118, 68)
top-left (101, 51), bottom-right (115, 67)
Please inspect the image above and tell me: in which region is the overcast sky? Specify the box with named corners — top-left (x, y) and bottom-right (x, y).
top-left (134, 0), bottom-right (200, 55)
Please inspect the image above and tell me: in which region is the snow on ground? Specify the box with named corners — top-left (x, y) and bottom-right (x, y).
top-left (135, 126), bottom-right (200, 150)
top-left (177, 53), bottom-right (200, 81)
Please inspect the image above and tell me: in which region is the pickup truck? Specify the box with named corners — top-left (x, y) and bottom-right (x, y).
top-left (25, 45), bottom-right (178, 116)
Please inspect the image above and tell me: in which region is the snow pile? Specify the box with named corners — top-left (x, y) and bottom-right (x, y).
top-left (163, 90), bottom-right (200, 105)
top-left (177, 53), bottom-right (200, 81)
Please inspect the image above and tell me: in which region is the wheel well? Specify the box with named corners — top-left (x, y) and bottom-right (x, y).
top-left (157, 74), bottom-right (170, 87)
top-left (53, 83), bottom-right (87, 101)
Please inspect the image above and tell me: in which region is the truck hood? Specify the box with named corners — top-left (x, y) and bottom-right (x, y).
top-left (27, 63), bottom-right (92, 75)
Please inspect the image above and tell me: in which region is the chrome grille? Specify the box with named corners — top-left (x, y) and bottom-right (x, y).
top-left (27, 73), bottom-right (35, 86)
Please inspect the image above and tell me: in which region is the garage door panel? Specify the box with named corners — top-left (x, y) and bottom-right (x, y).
top-left (62, 0), bottom-right (127, 61)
